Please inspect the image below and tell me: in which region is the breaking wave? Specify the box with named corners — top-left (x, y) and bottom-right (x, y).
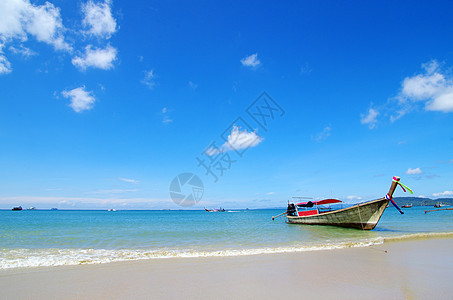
top-left (2, 229), bottom-right (452, 270)
top-left (0, 239), bottom-right (383, 269)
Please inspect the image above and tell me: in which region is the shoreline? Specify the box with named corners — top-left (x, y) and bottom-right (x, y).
top-left (1, 237), bottom-right (452, 299)
top-left (2, 231), bottom-right (453, 270)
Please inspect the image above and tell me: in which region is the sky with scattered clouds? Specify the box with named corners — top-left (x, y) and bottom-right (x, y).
top-left (0, 0), bottom-right (452, 209)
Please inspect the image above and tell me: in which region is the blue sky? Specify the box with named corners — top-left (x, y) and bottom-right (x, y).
top-left (0, 0), bottom-right (452, 209)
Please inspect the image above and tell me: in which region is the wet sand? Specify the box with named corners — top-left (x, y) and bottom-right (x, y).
top-left (1, 238), bottom-right (452, 299)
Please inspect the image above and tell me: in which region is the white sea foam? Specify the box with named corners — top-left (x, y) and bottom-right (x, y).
top-left (383, 231), bottom-right (453, 242)
top-left (2, 232), bottom-right (451, 270)
top-left (0, 239), bottom-right (383, 270)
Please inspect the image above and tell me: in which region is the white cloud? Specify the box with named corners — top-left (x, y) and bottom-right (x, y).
top-left (432, 191), bottom-right (453, 197)
top-left (0, 0), bottom-right (70, 51)
top-left (0, 0), bottom-right (71, 74)
top-left (161, 107), bottom-right (172, 123)
top-left (0, 0), bottom-right (26, 39)
top-left (395, 60), bottom-right (453, 116)
top-left (401, 73), bottom-right (444, 101)
top-left (61, 86), bottom-right (95, 112)
top-left (87, 189), bottom-right (139, 194)
top-left (72, 45), bottom-right (117, 70)
top-left (313, 126), bottom-right (331, 141)
top-left (241, 53), bottom-right (261, 68)
top-left (426, 89), bottom-right (453, 112)
top-left (421, 60), bottom-right (439, 74)
top-left (24, 1), bottom-right (70, 51)
top-left (9, 44), bottom-right (35, 57)
top-left (142, 69), bottom-right (156, 89)
top-left (188, 81), bottom-right (198, 90)
top-left (162, 116), bottom-right (172, 123)
top-left (0, 53), bottom-right (12, 74)
top-left (0, 195), bottom-right (172, 209)
top-left (0, 0), bottom-right (121, 76)
top-left (347, 195), bottom-right (363, 200)
top-left (360, 108), bottom-right (379, 129)
top-left (119, 178), bottom-right (139, 184)
top-left (405, 167), bottom-right (422, 175)
top-left (82, 0), bottom-right (117, 39)
top-left (205, 147), bottom-right (219, 156)
top-left (225, 126), bottom-right (263, 150)
top-left (206, 126), bottom-right (263, 156)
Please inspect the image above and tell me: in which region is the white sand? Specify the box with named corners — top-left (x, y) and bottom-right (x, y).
top-left (1, 238), bottom-right (452, 299)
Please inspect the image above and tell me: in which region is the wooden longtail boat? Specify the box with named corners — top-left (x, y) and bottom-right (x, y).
top-left (280, 176), bottom-right (407, 230)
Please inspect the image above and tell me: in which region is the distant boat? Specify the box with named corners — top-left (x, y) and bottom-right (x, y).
top-left (401, 204), bottom-right (412, 208)
top-left (27, 207), bottom-right (36, 210)
top-left (273, 176), bottom-right (411, 230)
top-left (434, 203), bottom-right (443, 208)
top-left (108, 208), bottom-right (116, 212)
top-left (50, 208), bottom-right (58, 210)
top-left (204, 207), bottom-right (226, 212)
top-left (12, 206), bottom-right (22, 211)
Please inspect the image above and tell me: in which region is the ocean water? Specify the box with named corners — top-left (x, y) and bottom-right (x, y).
top-left (1, 206), bottom-right (452, 269)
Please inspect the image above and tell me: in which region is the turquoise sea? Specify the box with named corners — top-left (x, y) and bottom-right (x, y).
top-left (1, 206), bottom-right (452, 269)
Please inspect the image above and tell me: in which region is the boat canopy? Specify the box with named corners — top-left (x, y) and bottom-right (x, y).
top-left (297, 199), bottom-right (342, 207)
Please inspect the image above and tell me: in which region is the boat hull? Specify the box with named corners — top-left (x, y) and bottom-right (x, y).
top-left (286, 198), bottom-right (389, 230)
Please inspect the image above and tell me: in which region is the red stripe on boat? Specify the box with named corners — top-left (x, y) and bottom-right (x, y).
top-left (298, 210), bottom-right (318, 216)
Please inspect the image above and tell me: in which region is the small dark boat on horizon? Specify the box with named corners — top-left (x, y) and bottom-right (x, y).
top-left (204, 207), bottom-right (226, 212)
top-left (401, 204), bottom-right (412, 208)
top-left (12, 206), bottom-right (22, 211)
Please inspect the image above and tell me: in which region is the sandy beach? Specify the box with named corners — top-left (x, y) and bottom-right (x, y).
top-left (1, 237), bottom-right (452, 299)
